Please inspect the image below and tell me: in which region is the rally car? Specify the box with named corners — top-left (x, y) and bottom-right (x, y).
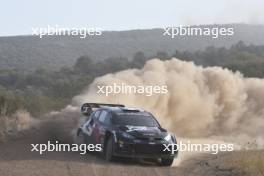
top-left (76, 103), bottom-right (177, 166)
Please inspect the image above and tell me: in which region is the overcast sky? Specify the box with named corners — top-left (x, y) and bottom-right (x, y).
top-left (0, 0), bottom-right (263, 36)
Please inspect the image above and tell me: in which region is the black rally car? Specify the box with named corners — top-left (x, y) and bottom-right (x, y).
top-left (76, 103), bottom-right (177, 166)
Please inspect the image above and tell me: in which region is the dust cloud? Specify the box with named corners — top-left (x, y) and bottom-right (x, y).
top-left (71, 58), bottom-right (264, 148)
top-left (9, 58), bottom-right (263, 166)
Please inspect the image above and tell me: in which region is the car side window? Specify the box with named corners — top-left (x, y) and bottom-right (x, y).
top-left (98, 110), bottom-right (111, 125)
top-left (84, 110), bottom-right (100, 127)
top-left (98, 110), bottom-right (107, 123)
top-left (104, 112), bottom-right (111, 125)
top-left (93, 110), bottom-right (101, 119)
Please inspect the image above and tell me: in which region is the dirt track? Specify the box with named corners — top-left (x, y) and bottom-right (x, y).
top-left (0, 118), bottom-right (261, 176)
top-left (0, 136), bottom-right (244, 176)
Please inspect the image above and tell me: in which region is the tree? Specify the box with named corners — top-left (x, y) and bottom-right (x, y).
top-left (156, 51), bottom-right (169, 60)
top-left (74, 56), bottom-right (95, 74)
top-left (97, 57), bottom-right (130, 75)
top-left (132, 51), bottom-right (147, 68)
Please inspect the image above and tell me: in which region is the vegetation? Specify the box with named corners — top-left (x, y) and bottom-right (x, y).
top-left (0, 24), bottom-right (264, 71)
top-left (172, 41), bottom-right (264, 77)
top-left (0, 42), bottom-right (264, 120)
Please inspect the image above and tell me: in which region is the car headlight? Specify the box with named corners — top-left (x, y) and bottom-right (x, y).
top-left (119, 131), bottom-right (135, 139)
top-left (164, 133), bottom-right (172, 142)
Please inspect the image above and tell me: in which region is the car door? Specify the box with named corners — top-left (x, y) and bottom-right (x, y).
top-left (82, 110), bottom-right (101, 144)
top-left (96, 110), bottom-right (111, 145)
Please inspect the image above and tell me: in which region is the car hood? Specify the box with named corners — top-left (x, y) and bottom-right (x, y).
top-left (118, 125), bottom-right (166, 139)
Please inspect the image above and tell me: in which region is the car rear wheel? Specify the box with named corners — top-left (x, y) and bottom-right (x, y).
top-left (105, 136), bottom-right (114, 161)
top-left (160, 158), bottom-right (174, 166)
top-left (76, 130), bottom-right (85, 144)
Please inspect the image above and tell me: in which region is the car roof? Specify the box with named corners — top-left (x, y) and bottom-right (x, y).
top-left (93, 106), bottom-right (159, 126)
top-left (99, 106), bottom-right (146, 114)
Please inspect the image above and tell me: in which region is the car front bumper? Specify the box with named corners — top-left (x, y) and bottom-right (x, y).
top-left (112, 141), bottom-right (177, 159)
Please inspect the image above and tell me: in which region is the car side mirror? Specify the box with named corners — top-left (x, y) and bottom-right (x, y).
top-left (159, 127), bottom-right (167, 132)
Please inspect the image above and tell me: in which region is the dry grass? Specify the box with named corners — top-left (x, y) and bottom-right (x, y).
top-left (0, 110), bottom-right (34, 143)
top-left (235, 150), bottom-right (264, 176)
top-left (210, 150), bottom-right (264, 176)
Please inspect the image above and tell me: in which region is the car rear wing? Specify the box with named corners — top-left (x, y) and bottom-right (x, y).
top-left (81, 103), bottom-right (125, 116)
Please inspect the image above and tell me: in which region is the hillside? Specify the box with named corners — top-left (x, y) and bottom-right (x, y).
top-left (0, 24), bottom-right (264, 71)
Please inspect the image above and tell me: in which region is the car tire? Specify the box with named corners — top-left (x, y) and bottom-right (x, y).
top-left (105, 136), bottom-right (114, 161)
top-left (160, 158), bottom-right (174, 166)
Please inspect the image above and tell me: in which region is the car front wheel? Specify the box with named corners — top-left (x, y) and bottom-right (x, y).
top-left (160, 158), bottom-right (174, 166)
top-left (105, 136), bottom-right (114, 161)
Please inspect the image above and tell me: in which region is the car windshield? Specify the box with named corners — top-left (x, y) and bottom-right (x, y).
top-left (113, 112), bottom-right (159, 127)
